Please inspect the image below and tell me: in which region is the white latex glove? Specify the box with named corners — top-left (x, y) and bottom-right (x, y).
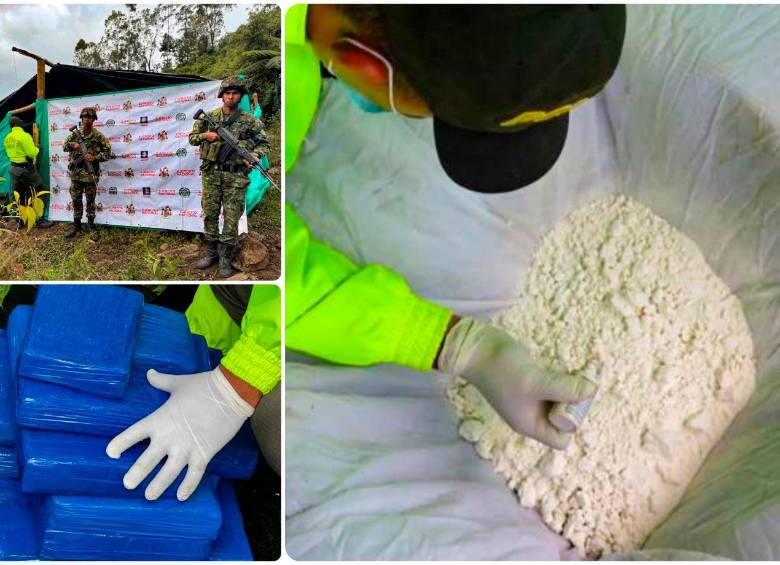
top-left (438, 318), bottom-right (596, 450)
top-left (106, 366), bottom-right (254, 501)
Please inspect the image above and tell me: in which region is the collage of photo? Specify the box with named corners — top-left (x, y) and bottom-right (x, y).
top-left (1, 2), bottom-right (780, 563)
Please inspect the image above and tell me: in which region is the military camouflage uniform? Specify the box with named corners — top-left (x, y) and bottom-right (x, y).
top-left (63, 128), bottom-right (112, 222)
top-left (189, 108), bottom-right (269, 245)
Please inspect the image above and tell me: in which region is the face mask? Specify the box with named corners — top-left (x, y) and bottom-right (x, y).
top-left (328, 37), bottom-right (398, 115)
top-left (342, 84), bottom-right (388, 113)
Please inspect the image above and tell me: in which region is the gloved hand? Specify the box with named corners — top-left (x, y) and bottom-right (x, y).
top-left (106, 366), bottom-right (254, 501)
top-left (438, 318), bottom-right (596, 450)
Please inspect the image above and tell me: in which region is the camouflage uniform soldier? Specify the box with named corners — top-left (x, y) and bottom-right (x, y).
top-left (189, 76), bottom-right (270, 277)
top-left (62, 107), bottom-right (112, 241)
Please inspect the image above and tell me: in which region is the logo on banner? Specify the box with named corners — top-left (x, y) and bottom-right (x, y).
top-left (124, 168), bottom-right (135, 178)
top-left (140, 169), bottom-right (156, 177)
top-left (66, 201), bottom-right (73, 212)
top-left (176, 113), bottom-right (187, 121)
top-left (63, 107), bottom-right (72, 116)
top-left (107, 104), bottom-right (121, 111)
top-left (96, 202), bottom-right (105, 213)
top-left (143, 187), bottom-right (151, 198)
top-left (122, 100), bottom-right (133, 112)
top-left (161, 206), bottom-right (173, 218)
top-left (157, 96), bottom-right (168, 107)
top-left (159, 167), bottom-right (170, 178)
top-left (50, 123), bottom-right (59, 133)
top-left (195, 92), bottom-right (208, 102)
top-left (109, 186), bottom-right (118, 195)
top-left (123, 133), bottom-right (133, 143)
top-left (140, 116), bottom-right (149, 125)
top-left (138, 134), bottom-right (155, 141)
top-left (175, 96), bottom-right (193, 104)
top-left (52, 184), bottom-right (61, 195)
top-left (176, 148), bottom-right (187, 157)
top-left (142, 207), bottom-right (158, 215)
top-left (140, 151), bottom-right (149, 161)
top-left (158, 189), bottom-right (176, 196)
top-left (51, 154), bottom-right (60, 164)
top-left (138, 100), bottom-right (154, 108)
top-left (154, 151), bottom-right (174, 158)
top-left (107, 170), bottom-right (122, 177)
top-left (179, 187), bottom-right (191, 198)
top-left (154, 115), bottom-right (173, 122)
top-left (126, 203), bottom-right (136, 216)
top-left (106, 119), bottom-right (116, 127)
top-left (179, 209), bottom-right (199, 218)
top-left (176, 169), bottom-right (196, 176)
top-left (157, 130), bottom-right (168, 142)
top-left (122, 188), bottom-right (140, 195)
top-left (109, 205), bottom-right (124, 214)
top-left (93, 104), bottom-right (101, 112)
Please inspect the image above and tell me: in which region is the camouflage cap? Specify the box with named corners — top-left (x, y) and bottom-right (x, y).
top-left (80, 107), bottom-right (98, 119)
top-left (218, 76), bottom-right (248, 98)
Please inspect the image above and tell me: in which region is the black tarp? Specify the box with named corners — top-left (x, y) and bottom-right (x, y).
top-left (0, 64), bottom-right (208, 122)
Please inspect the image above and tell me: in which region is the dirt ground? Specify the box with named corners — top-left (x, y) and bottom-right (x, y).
top-left (0, 184), bottom-right (280, 282)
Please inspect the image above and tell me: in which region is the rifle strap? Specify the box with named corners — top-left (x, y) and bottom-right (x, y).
top-left (220, 109), bottom-right (241, 130)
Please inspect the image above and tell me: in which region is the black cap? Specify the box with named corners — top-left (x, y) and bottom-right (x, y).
top-left (376, 5), bottom-right (627, 193)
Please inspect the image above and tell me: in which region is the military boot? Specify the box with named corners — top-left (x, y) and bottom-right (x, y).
top-left (218, 243), bottom-right (238, 278)
top-left (64, 220), bottom-right (82, 239)
top-left (87, 220), bottom-right (99, 241)
top-left (195, 240), bottom-right (219, 269)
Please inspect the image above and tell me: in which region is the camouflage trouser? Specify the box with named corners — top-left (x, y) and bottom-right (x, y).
top-left (70, 180), bottom-right (97, 222)
top-left (201, 168), bottom-right (249, 245)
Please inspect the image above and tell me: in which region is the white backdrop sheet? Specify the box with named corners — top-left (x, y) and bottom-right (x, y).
top-left (46, 80), bottom-right (247, 233)
top-left (286, 4), bottom-right (780, 560)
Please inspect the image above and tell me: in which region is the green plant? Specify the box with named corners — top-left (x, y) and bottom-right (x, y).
top-left (4, 189), bottom-right (50, 231)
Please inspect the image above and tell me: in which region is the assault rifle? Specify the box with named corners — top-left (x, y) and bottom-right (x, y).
top-left (193, 109), bottom-right (279, 191)
top-left (67, 125), bottom-right (98, 185)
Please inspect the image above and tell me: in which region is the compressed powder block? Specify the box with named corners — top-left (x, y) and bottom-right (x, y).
top-left (0, 332), bottom-right (13, 445)
top-left (0, 445), bottom-right (18, 479)
top-left (17, 285), bottom-right (144, 398)
top-left (0, 479), bottom-right (39, 560)
top-left (20, 429), bottom-right (224, 498)
top-left (209, 480), bottom-right (254, 561)
top-left (134, 303), bottom-right (207, 374)
top-left (40, 479), bottom-right (223, 540)
top-left (16, 375), bottom-right (259, 479)
top-left (39, 530), bottom-right (212, 561)
top-left (6, 305), bottom-right (29, 381)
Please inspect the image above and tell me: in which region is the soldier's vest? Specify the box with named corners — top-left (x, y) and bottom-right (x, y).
top-left (199, 109), bottom-right (253, 171)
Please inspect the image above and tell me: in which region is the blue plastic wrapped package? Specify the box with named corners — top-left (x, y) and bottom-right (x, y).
top-left (20, 429), bottom-right (221, 498)
top-left (192, 333), bottom-right (214, 372)
top-left (134, 304), bottom-right (207, 374)
top-left (40, 482), bottom-right (222, 540)
top-left (0, 479), bottom-right (39, 560)
top-left (6, 305), bottom-right (31, 382)
top-left (0, 445), bottom-right (18, 479)
top-left (209, 480), bottom-right (253, 561)
top-left (0, 331), bottom-right (14, 445)
top-left (17, 373), bottom-right (259, 479)
top-left (17, 285), bottom-right (143, 398)
top-left (39, 530), bottom-right (212, 561)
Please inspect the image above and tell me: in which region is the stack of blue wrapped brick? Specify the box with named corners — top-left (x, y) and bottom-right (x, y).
top-left (0, 285), bottom-right (256, 560)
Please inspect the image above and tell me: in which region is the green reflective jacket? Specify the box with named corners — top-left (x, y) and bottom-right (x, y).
top-left (186, 285), bottom-right (281, 395)
top-left (284, 5), bottom-right (452, 371)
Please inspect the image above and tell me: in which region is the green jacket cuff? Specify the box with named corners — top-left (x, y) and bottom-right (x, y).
top-left (222, 334), bottom-right (281, 395)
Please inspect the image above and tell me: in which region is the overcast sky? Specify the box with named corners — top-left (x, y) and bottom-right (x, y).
top-left (0, 3), bottom-right (263, 101)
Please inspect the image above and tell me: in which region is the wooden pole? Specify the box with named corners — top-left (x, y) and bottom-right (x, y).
top-left (11, 47), bottom-right (55, 67)
top-left (9, 103), bottom-right (35, 115)
top-left (36, 59), bottom-right (45, 100)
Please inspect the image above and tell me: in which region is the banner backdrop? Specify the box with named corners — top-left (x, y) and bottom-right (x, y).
top-left (46, 80), bottom-right (247, 233)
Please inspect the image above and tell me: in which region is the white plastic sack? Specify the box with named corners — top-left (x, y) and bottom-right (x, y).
top-left (285, 4), bottom-right (780, 560)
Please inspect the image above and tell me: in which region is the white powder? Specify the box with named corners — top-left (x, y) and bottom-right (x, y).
top-left (446, 195), bottom-right (756, 558)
